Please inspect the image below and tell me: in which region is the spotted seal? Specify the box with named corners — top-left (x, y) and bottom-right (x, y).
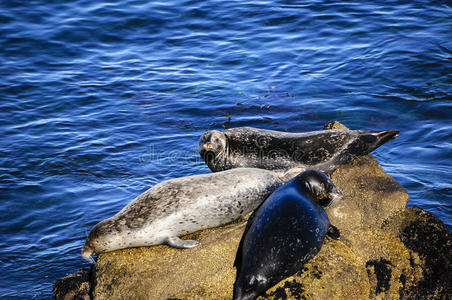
top-left (81, 167), bottom-right (305, 258)
top-left (233, 170), bottom-right (342, 300)
top-left (199, 127), bottom-right (399, 173)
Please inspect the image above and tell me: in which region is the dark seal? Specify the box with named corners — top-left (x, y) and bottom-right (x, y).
top-left (233, 170), bottom-right (342, 300)
top-left (199, 127), bottom-right (399, 173)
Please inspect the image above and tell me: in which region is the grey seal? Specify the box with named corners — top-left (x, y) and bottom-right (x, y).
top-left (199, 126), bottom-right (399, 173)
top-left (81, 167), bottom-right (305, 258)
top-left (233, 170), bottom-right (342, 300)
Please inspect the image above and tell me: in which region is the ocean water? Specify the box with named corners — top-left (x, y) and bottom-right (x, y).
top-left (0, 0), bottom-right (450, 298)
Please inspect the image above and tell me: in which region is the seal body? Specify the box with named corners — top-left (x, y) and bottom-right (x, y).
top-left (81, 167), bottom-right (304, 258)
top-left (233, 170), bottom-right (342, 300)
top-left (199, 127), bottom-right (399, 173)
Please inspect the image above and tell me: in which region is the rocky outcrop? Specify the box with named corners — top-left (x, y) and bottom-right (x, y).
top-left (382, 208), bottom-right (452, 299)
top-left (54, 122), bottom-right (451, 299)
top-left (93, 221), bottom-right (245, 299)
top-left (327, 155), bottom-right (408, 236)
top-left (53, 269), bottom-right (92, 300)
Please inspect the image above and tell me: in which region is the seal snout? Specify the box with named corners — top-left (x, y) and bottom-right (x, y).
top-left (81, 242), bottom-right (94, 258)
top-left (328, 186), bottom-right (343, 205)
top-left (201, 142), bottom-right (216, 152)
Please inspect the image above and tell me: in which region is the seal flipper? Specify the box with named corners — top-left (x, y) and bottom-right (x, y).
top-left (166, 236), bottom-right (200, 249)
top-left (327, 224), bottom-right (340, 240)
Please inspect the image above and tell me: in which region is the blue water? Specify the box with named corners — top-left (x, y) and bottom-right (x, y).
top-left (0, 0), bottom-right (450, 298)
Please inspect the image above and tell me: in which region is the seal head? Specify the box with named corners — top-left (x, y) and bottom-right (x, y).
top-left (294, 170), bottom-right (343, 207)
top-left (82, 218), bottom-right (123, 258)
top-left (199, 130), bottom-right (228, 168)
top-left (233, 170), bottom-right (342, 300)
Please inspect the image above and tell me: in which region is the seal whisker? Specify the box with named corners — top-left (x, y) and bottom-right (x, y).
top-left (83, 255), bottom-right (96, 265)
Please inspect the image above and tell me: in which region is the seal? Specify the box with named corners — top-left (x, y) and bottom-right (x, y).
top-left (199, 126), bottom-right (399, 173)
top-left (233, 170), bottom-right (342, 300)
top-left (81, 166), bottom-right (306, 258)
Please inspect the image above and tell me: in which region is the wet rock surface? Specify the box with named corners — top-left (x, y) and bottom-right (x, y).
top-left (53, 269), bottom-right (93, 300)
top-left (54, 122), bottom-right (451, 299)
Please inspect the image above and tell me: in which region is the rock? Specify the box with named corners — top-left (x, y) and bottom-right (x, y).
top-left (337, 227), bottom-right (423, 300)
top-left (382, 207), bottom-right (452, 299)
top-left (93, 220), bottom-right (247, 299)
top-left (324, 121), bottom-right (408, 237)
top-left (53, 269), bottom-right (92, 300)
top-left (90, 153), bottom-right (410, 299)
top-left (327, 155), bottom-right (408, 237)
top-left (264, 237), bottom-right (371, 300)
top-left (323, 121), bottom-right (349, 130)
top-left (55, 121), bottom-right (451, 299)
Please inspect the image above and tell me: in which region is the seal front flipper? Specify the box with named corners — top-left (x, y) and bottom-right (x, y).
top-left (166, 236), bottom-right (200, 249)
top-left (327, 224), bottom-right (340, 240)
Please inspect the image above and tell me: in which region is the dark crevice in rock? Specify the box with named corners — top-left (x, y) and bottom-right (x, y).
top-left (268, 287), bottom-right (288, 300)
top-left (267, 280), bottom-right (306, 300)
top-left (366, 258), bottom-right (392, 294)
top-left (398, 273), bottom-right (407, 299)
top-left (88, 264), bottom-right (96, 299)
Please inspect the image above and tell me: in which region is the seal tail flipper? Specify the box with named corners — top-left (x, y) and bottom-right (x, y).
top-left (166, 236), bottom-right (200, 249)
top-left (327, 224), bottom-right (340, 240)
top-left (366, 129), bottom-right (399, 151)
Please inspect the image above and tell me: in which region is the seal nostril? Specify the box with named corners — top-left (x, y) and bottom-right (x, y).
top-left (203, 143), bottom-right (214, 151)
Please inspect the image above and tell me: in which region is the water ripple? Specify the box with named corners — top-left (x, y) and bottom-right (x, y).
top-left (0, 0), bottom-right (451, 297)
